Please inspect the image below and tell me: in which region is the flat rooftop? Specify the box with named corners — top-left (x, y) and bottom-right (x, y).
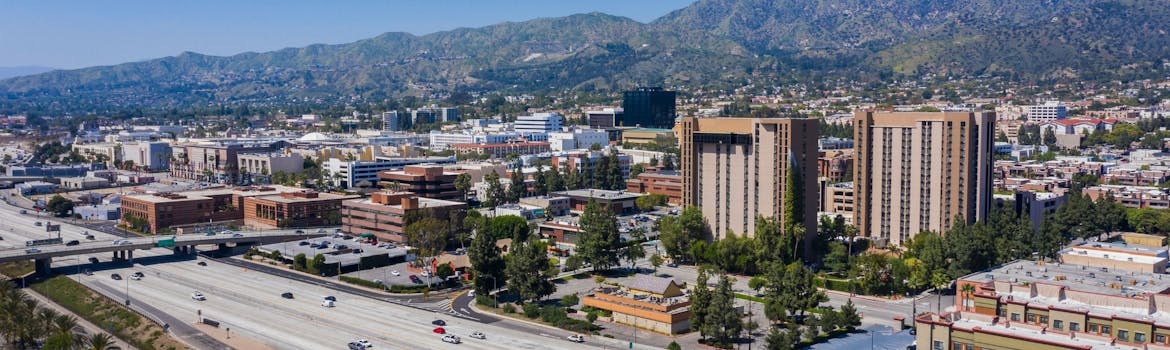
top-left (553, 189), bottom-right (642, 201)
top-left (963, 260), bottom-right (1170, 297)
top-left (944, 314), bottom-right (1128, 350)
top-left (346, 196), bottom-right (465, 209)
top-left (252, 192), bottom-right (360, 204)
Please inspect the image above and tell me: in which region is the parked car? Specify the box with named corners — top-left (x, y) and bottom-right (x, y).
top-left (469, 331), bottom-right (485, 340)
top-left (441, 335), bottom-right (461, 344)
top-left (110, 273), bottom-right (122, 280)
top-left (391, 270), bottom-right (400, 276)
top-left (65, 240), bottom-right (80, 246)
top-left (281, 292), bottom-right (294, 299)
top-left (409, 275), bottom-right (422, 284)
top-left (191, 291), bottom-right (206, 301)
top-left (567, 334), bottom-right (585, 343)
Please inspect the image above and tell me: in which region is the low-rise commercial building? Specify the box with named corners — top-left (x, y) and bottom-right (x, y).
top-left (16, 181), bottom-right (58, 195)
top-left (551, 189), bottom-right (642, 215)
top-left (121, 141), bottom-right (172, 171)
top-left (519, 196), bottom-right (571, 216)
top-left (340, 191), bottom-right (467, 243)
top-left (919, 259), bottom-right (1170, 350)
top-left (242, 191), bottom-right (358, 229)
top-left (323, 157), bottom-right (457, 189)
top-left (238, 152), bottom-right (304, 178)
top-left (59, 177), bottom-right (110, 190)
top-left (620, 128), bottom-right (674, 145)
top-left (547, 129), bottom-right (609, 151)
top-left (120, 185), bottom-right (302, 234)
top-left (582, 275), bottom-right (692, 334)
top-left (1059, 233), bottom-right (1168, 274)
top-left (625, 171), bottom-right (682, 205)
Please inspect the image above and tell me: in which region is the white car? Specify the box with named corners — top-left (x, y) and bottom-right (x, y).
top-left (322, 299), bottom-right (335, 307)
top-left (441, 335), bottom-right (461, 344)
top-left (391, 270), bottom-right (400, 276)
top-left (191, 291), bottom-right (206, 301)
top-left (566, 334), bottom-right (585, 343)
top-left (469, 331), bottom-right (485, 340)
top-left (355, 339), bottom-right (373, 348)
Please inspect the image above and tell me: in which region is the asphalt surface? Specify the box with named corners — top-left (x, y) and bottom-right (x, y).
top-left (86, 279), bottom-right (231, 350)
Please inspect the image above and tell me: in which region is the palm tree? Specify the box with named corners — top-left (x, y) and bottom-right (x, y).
top-left (52, 314), bottom-right (85, 346)
top-left (81, 333), bottom-right (121, 350)
top-left (960, 283), bottom-right (977, 311)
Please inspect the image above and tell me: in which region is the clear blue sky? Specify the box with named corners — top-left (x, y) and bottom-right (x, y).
top-left (0, 0), bottom-right (695, 69)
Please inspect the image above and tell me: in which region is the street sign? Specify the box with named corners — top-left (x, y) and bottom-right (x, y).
top-left (157, 238), bottom-right (175, 248)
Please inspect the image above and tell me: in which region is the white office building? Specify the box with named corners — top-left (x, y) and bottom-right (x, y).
top-left (515, 113), bottom-right (563, 133)
top-left (121, 141), bottom-right (172, 171)
top-left (547, 129), bottom-right (609, 151)
top-left (324, 156), bottom-right (456, 188)
top-left (1027, 101), bottom-right (1068, 122)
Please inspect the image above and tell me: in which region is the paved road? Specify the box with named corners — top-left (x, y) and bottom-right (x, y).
top-left (86, 279), bottom-right (231, 350)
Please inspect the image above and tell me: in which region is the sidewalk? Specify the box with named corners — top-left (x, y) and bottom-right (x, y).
top-left (23, 289), bottom-right (138, 350)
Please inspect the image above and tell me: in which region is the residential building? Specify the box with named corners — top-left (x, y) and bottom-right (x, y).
top-left (917, 259), bottom-right (1170, 350)
top-left (121, 142), bottom-right (172, 171)
top-left (818, 150), bottom-right (853, 183)
top-left (323, 156), bottom-right (456, 189)
top-left (625, 171), bottom-right (683, 205)
top-left (382, 111), bottom-right (402, 132)
top-left (1084, 185), bottom-right (1170, 209)
top-left (585, 108), bottom-right (622, 128)
top-left (242, 191), bottom-right (358, 229)
top-left (853, 111), bottom-right (995, 246)
top-left (677, 117), bottom-right (820, 245)
top-left (1011, 191), bottom-right (1066, 231)
top-left (550, 149), bottom-right (631, 178)
top-left (377, 165), bottom-right (461, 200)
top-left (818, 137), bottom-right (854, 150)
top-left (340, 191), bottom-right (467, 243)
top-left (237, 153), bottom-right (304, 178)
top-left (551, 189), bottom-right (642, 215)
top-left (450, 142), bottom-right (551, 159)
top-left (1027, 101), bottom-right (1068, 122)
top-left (582, 275), bottom-right (692, 334)
top-left (514, 112), bottom-right (563, 133)
top-left (621, 87), bottom-right (676, 128)
top-left (1059, 239), bottom-right (1168, 274)
top-left (547, 129), bottom-right (609, 151)
top-left (170, 141), bottom-right (284, 183)
top-left (820, 181), bottom-right (855, 217)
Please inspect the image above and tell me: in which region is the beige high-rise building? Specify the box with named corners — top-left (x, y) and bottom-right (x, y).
top-left (677, 117), bottom-right (819, 248)
top-left (853, 110), bottom-right (995, 246)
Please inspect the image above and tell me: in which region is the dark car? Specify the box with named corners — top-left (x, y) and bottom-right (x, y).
top-left (351, 249), bottom-right (363, 254)
top-left (298, 241), bottom-right (310, 246)
top-left (409, 275), bottom-right (422, 284)
top-left (88, 257), bottom-right (99, 264)
top-left (347, 342), bottom-right (364, 350)
top-left (281, 292), bottom-right (294, 299)
top-left (197, 261), bottom-right (207, 266)
top-left (431, 319), bottom-right (446, 326)
top-left (324, 295), bottom-right (337, 302)
top-left (295, 230), bottom-right (304, 234)
top-left (110, 273), bottom-right (122, 280)
top-left (65, 240), bottom-right (80, 246)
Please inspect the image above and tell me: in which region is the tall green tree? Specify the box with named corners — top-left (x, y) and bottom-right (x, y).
top-left (577, 199), bottom-right (621, 271)
top-left (403, 217), bottom-right (450, 261)
top-left (454, 173), bottom-right (472, 201)
top-left (483, 171), bottom-right (505, 207)
top-left (469, 221), bottom-right (505, 295)
top-left (701, 275), bottom-right (743, 347)
top-left (532, 165), bottom-right (548, 196)
top-left (46, 195), bottom-right (74, 217)
top-left (487, 215), bottom-right (531, 243)
top-left (691, 268), bottom-right (712, 339)
top-left (507, 166), bottom-right (526, 203)
top-left (505, 240), bottom-right (556, 303)
top-left (606, 148), bottom-right (624, 190)
top-left (545, 166), bottom-right (565, 193)
top-left (658, 206), bottom-right (708, 263)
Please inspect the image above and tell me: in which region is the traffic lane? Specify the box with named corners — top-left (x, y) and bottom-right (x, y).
top-left (83, 278), bottom-right (230, 350)
top-left (85, 249), bottom-right (597, 350)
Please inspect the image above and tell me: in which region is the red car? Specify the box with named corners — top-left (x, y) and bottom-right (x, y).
top-left (433, 327), bottom-right (446, 334)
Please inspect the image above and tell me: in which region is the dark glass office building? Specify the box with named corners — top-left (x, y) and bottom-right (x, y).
top-left (620, 87), bottom-right (676, 128)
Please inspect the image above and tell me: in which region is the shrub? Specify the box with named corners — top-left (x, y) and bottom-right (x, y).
top-left (476, 294), bottom-right (497, 307)
top-left (522, 303), bottom-right (540, 318)
top-left (540, 305), bottom-right (568, 324)
top-left (339, 276), bottom-right (385, 290)
top-left (586, 311), bottom-right (598, 323)
top-left (667, 341), bottom-right (682, 350)
top-left (561, 293), bottom-right (579, 307)
top-left (502, 303), bottom-right (517, 314)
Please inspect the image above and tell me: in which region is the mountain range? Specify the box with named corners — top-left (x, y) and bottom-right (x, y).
top-left (3, 0), bottom-right (1169, 114)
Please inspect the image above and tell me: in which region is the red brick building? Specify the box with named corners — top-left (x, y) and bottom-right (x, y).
top-left (242, 191), bottom-right (359, 229)
top-left (625, 171), bottom-right (682, 205)
top-left (377, 165), bottom-right (461, 201)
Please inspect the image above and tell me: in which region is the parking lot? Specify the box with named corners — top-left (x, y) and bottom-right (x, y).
top-left (344, 261), bottom-right (445, 287)
top-left (257, 234), bottom-right (408, 267)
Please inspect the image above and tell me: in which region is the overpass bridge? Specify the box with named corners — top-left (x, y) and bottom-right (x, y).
top-left (0, 232), bottom-right (324, 275)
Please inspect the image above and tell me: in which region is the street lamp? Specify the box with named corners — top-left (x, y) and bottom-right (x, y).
top-left (483, 275), bottom-right (498, 306)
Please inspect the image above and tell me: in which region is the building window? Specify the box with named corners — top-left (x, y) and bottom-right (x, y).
top-left (1011, 313), bottom-right (1020, 321)
top-left (1026, 314), bottom-right (1036, 322)
top-left (1136, 332), bottom-right (1146, 343)
top-left (1103, 325), bottom-right (1112, 335)
top-left (1118, 329), bottom-right (1129, 342)
top-left (932, 341), bottom-right (943, 350)
top-left (1070, 322), bottom-right (1080, 332)
top-left (1089, 324), bottom-right (1099, 333)
top-left (1053, 320), bottom-right (1063, 330)
top-left (1155, 334), bottom-right (1166, 344)
top-left (1039, 315), bottom-right (1049, 324)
